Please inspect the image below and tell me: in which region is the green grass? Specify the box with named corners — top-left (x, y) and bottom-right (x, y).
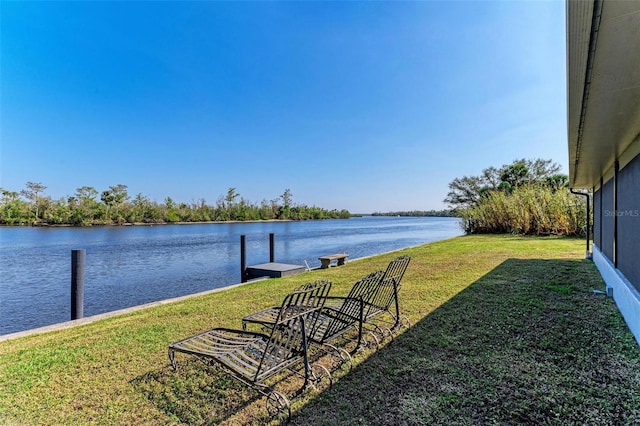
top-left (1, 235), bottom-right (639, 425)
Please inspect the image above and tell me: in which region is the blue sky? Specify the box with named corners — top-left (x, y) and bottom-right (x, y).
top-left (1, 1), bottom-right (567, 213)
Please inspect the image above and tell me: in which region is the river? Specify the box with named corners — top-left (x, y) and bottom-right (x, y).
top-left (0, 216), bottom-right (463, 335)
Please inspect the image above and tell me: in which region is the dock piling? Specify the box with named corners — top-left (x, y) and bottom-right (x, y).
top-left (240, 235), bottom-right (247, 283)
top-left (71, 249), bottom-right (85, 320)
top-left (269, 233), bottom-right (275, 263)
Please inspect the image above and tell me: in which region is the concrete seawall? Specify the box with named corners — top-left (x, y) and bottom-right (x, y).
top-left (0, 280), bottom-right (256, 342)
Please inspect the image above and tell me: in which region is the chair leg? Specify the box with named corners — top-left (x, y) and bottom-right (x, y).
top-left (168, 347), bottom-right (177, 371)
top-left (265, 390), bottom-right (291, 421)
top-left (401, 314), bottom-right (411, 329)
top-left (378, 325), bottom-right (394, 341)
top-left (323, 344), bottom-right (353, 372)
top-left (356, 330), bottom-right (379, 352)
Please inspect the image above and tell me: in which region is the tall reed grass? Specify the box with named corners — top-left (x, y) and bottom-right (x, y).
top-left (460, 185), bottom-right (587, 236)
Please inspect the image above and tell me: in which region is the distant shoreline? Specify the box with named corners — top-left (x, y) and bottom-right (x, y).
top-left (0, 215), bottom-right (463, 229)
top-left (0, 217), bottom-right (356, 228)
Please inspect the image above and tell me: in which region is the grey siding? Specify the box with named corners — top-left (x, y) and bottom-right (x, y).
top-left (617, 153), bottom-right (640, 292)
top-left (601, 177), bottom-right (615, 261)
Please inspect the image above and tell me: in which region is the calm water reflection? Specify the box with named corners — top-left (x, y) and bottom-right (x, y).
top-left (0, 216), bottom-right (462, 334)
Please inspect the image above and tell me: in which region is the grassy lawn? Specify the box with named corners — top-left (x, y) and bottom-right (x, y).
top-left (1, 235), bottom-right (639, 425)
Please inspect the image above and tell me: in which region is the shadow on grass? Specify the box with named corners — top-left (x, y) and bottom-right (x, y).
top-left (133, 259), bottom-right (640, 425)
top-left (132, 359), bottom-right (263, 425)
top-left (290, 259), bottom-right (640, 425)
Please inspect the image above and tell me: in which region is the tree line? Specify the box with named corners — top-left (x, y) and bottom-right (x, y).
top-left (444, 158), bottom-right (587, 236)
top-left (0, 183), bottom-right (351, 226)
top-left (371, 210), bottom-right (457, 217)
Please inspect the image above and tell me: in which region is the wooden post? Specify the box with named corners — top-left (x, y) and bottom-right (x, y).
top-left (240, 235), bottom-right (247, 283)
top-left (71, 249), bottom-right (85, 320)
top-left (269, 233), bottom-right (275, 263)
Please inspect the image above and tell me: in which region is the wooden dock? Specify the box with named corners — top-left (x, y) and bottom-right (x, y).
top-left (245, 262), bottom-right (307, 280)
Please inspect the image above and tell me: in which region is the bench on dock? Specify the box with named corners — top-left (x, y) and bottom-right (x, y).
top-left (318, 253), bottom-right (348, 269)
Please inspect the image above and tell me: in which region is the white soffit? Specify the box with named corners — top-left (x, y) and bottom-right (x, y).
top-left (567, 0), bottom-right (640, 188)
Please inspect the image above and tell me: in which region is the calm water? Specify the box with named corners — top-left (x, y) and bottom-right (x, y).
top-left (0, 216), bottom-right (462, 335)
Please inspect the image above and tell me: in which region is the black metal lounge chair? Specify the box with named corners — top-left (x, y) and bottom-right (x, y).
top-left (242, 271), bottom-right (385, 370)
top-left (168, 280), bottom-right (332, 420)
top-left (310, 270), bottom-right (385, 357)
top-left (361, 255), bottom-right (411, 336)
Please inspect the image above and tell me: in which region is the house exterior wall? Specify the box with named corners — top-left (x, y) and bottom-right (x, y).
top-left (616, 152), bottom-right (640, 293)
top-left (591, 152), bottom-right (640, 346)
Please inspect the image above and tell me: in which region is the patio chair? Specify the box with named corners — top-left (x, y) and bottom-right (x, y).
top-left (361, 255), bottom-right (411, 336)
top-left (310, 270), bottom-right (385, 358)
top-left (242, 271), bottom-right (385, 370)
top-left (168, 280), bottom-right (332, 420)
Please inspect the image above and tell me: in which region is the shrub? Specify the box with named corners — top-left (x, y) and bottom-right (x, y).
top-left (461, 185), bottom-right (587, 236)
